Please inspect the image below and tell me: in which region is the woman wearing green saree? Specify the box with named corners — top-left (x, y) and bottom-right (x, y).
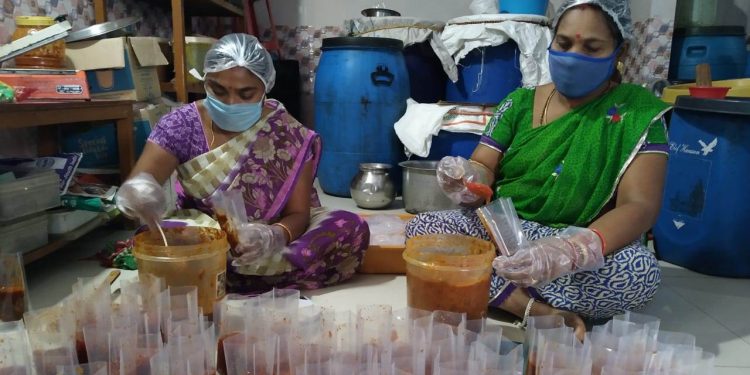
top-left (406, 0), bottom-right (670, 338)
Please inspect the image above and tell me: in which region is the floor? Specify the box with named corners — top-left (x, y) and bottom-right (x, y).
top-left (24, 191), bottom-right (750, 374)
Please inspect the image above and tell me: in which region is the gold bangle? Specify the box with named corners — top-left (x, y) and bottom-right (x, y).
top-left (468, 159), bottom-right (494, 185)
top-left (272, 222), bottom-right (293, 243)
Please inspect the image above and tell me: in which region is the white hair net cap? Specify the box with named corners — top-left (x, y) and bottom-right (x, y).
top-left (203, 33), bottom-right (276, 93)
top-left (552, 0), bottom-right (634, 41)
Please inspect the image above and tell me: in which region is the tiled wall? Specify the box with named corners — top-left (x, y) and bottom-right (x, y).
top-left (623, 17), bottom-right (674, 85)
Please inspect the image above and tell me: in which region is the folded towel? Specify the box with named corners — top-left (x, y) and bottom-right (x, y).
top-left (394, 99), bottom-right (456, 158)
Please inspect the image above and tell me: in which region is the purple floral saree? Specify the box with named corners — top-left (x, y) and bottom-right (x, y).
top-left (148, 99), bottom-right (369, 294)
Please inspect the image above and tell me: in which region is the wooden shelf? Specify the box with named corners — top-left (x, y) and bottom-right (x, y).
top-left (160, 81), bottom-right (206, 94)
top-left (23, 214), bottom-right (112, 265)
top-left (0, 100), bottom-right (135, 181)
top-left (156, 0), bottom-right (243, 17)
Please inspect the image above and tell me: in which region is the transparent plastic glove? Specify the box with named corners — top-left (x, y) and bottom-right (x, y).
top-left (233, 223), bottom-right (287, 262)
top-left (436, 156), bottom-right (491, 205)
top-left (116, 172), bottom-right (166, 230)
top-left (492, 227), bottom-right (605, 288)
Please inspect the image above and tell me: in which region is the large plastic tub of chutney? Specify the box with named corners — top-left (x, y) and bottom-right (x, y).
top-left (403, 234), bottom-right (495, 320)
top-left (134, 226), bottom-right (229, 316)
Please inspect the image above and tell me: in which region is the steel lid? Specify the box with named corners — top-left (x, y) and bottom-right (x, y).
top-left (64, 17), bottom-right (141, 43)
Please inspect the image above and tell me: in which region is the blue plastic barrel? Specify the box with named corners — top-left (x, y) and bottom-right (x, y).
top-left (315, 37), bottom-right (409, 197)
top-left (415, 131), bottom-right (480, 161)
top-left (499, 0), bottom-right (548, 16)
top-left (669, 27), bottom-right (747, 81)
top-left (445, 41), bottom-right (523, 105)
top-left (654, 96), bottom-right (750, 277)
top-left (404, 42), bottom-right (447, 103)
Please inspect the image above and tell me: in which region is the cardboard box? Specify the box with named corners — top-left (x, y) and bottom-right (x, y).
top-left (61, 103), bottom-right (171, 168)
top-left (0, 70), bottom-right (90, 100)
top-left (65, 37), bottom-right (168, 101)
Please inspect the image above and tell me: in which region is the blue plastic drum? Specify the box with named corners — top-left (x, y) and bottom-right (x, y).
top-left (445, 41), bottom-right (523, 105)
top-left (314, 37), bottom-right (410, 197)
top-left (654, 96), bottom-right (750, 277)
top-left (499, 0), bottom-right (548, 16)
top-left (669, 27), bottom-right (747, 81)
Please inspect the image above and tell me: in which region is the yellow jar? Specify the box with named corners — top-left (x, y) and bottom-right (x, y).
top-left (12, 16), bottom-right (65, 69)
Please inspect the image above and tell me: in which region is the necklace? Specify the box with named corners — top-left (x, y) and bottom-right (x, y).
top-left (207, 121), bottom-right (216, 149)
top-left (539, 88), bottom-right (557, 126)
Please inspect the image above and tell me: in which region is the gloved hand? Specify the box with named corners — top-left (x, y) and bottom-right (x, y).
top-left (436, 156), bottom-right (492, 205)
top-left (116, 172), bottom-right (166, 230)
top-left (233, 223), bottom-right (287, 262)
top-left (492, 227), bottom-right (605, 288)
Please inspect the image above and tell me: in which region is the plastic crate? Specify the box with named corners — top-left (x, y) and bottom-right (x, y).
top-left (0, 214), bottom-right (49, 254)
top-left (48, 208), bottom-right (99, 235)
top-left (0, 170), bottom-right (60, 222)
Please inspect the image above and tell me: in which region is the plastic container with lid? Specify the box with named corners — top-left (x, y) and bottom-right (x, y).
top-left (675, 0), bottom-right (717, 28)
top-left (133, 226), bottom-right (229, 316)
top-left (12, 16), bottom-right (66, 69)
top-left (654, 96), bottom-right (750, 277)
top-left (0, 213), bottom-right (49, 254)
top-left (403, 234), bottom-right (495, 319)
top-left (669, 27), bottom-right (747, 81)
top-left (185, 36), bottom-right (217, 84)
top-left (0, 170), bottom-right (60, 222)
top-left (47, 209), bottom-right (100, 235)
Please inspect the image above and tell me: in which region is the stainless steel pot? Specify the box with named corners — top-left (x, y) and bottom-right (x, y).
top-left (399, 160), bottom-right (459, 214)
top-left (350, 163), bottom-right (395, 209)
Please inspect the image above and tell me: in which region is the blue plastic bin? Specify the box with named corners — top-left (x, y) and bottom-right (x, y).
top-left (499, 0), bottom-right (548, 16)
top-left (445, 41), bottom-right (523, 105)
top-left (654, 96), bottom-right (750, 277)
top-left (314, 37), bottom-right (409, 197)
top-left (415, 131), bottom-right (480, 161)
top-left (61, 121), bottom-right (150, 168)
top-left (669, 27), bottom-right (747, 81)
top-left (404, 42), bottom-right (447, 103)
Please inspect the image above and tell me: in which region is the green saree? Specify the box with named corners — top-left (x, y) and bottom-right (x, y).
top-left (481, 84), bottom-right (671, 227)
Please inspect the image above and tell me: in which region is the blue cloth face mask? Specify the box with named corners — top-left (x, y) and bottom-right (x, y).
top-left (548, 46), bottom-right (621, 99)
top-left (204, 94), bottom-right (264, 133)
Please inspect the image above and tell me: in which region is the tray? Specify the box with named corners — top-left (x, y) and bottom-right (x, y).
top-left (64, 17), bottom-right (140, 43)
top-left (358, 213), bottom-right (414, 274)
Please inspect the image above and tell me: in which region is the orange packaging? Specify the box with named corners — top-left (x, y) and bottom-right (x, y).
top-left (0, 70), bottom-right (90, 100)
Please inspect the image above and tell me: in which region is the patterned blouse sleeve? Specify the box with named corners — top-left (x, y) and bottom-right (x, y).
top-left (147, 107), bottom-right (192, 163)
top-left (638, 116), bottom-right (669, 155)
top-left (479, 89), bottom-right (525, 153)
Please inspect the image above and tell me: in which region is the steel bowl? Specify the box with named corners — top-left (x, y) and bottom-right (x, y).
top-left (361, 8), bottom-right (401, 17)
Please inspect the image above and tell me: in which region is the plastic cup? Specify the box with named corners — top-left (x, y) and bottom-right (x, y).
top-left (403, 234), bottom-right (495, 320)
top-left (0, 253), bottom-right (29, 322)
top-left (0, 320), bottom-right (33, 374)
top-left (133, 226), bottom-right (229, 317)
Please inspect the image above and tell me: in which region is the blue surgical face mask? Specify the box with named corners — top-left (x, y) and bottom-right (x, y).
top-left (204, 94), bottom-right (264, 133)
top-left (548, 46), bottom-right (621, 99)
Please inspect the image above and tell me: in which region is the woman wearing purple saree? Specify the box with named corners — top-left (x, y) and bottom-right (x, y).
top-left (116, 34), bottom-right (369, 294)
